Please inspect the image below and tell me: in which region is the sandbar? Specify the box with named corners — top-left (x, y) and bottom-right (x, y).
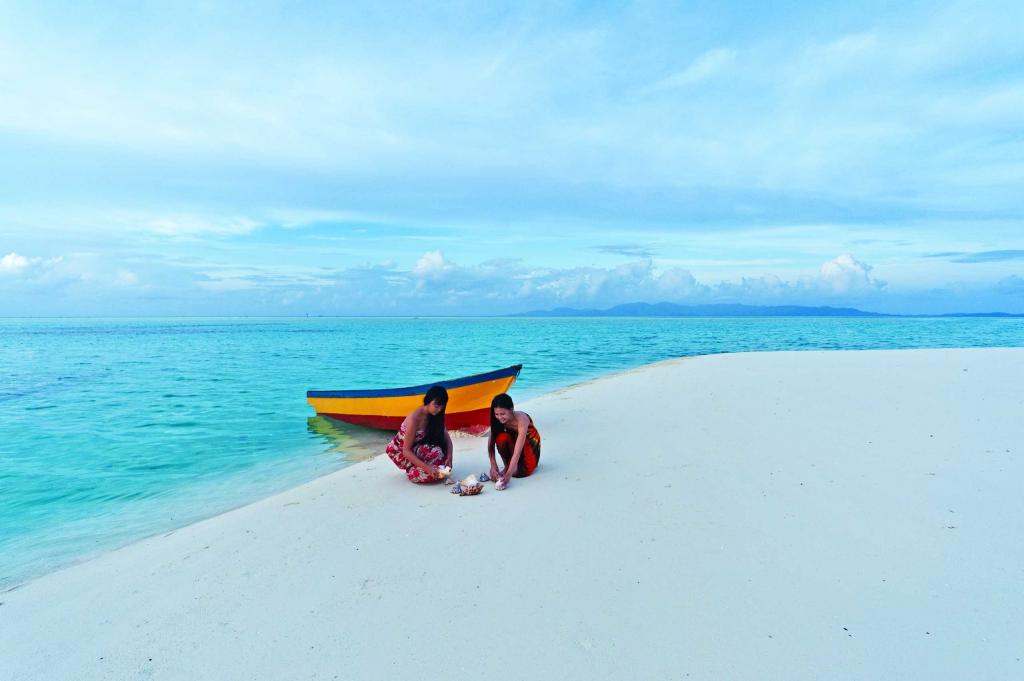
top-left (3, 348), bottom-right (1022, 680)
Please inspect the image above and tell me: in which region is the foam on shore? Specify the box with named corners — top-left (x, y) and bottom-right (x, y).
top-left (3, 348), bottom-right (1023, 681)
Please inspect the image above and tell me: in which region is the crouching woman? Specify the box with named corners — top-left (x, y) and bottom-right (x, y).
top-left (487, 393), bottom-right (541, 488)
top-left (386, 385), bottom-right (453, 483)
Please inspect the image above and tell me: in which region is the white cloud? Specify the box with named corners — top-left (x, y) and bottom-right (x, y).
top-left (0, 251), bottom-right (31, 274)
top-left (0, 252), bottom-right (148, 300)
top-left (143, 214), bottom-right (262, 237)
top-left (1, 2), bottom-right (1022, 236)
top-left (195, 264), bottom-right (336, 292)
top-left (365, 252), bottom-right (709, 309)
top-left (694, 254), bottom-right (886, 304)
top-left (813, 254), bottom-right (885, 294)
top-left (655, 268), bottom-right (703, 296)
top-left (185, 250), bottom-right (891, 312)
top-left (115, 270), bottom-right (139, 286)
top-left (645, 48), bottom-right (736, 92)
top-left (391, 251), bottom-right (892, 310)
top-left (3, 247), bottom-right (1020, 315)
top-left (0, 252), bottom-right (65, 278)
top-left (413, 250), bottom-right (452, 277)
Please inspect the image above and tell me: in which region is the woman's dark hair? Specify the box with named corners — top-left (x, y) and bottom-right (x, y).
top-left (422, 385), bottom-right (448, 451)
top-left (490, 393), bottom-right (514, 434)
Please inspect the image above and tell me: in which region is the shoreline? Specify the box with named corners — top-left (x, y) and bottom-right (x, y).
top-left (0, 348), bottom-right (707, 592)
top-left (1, 347), bottom-right (744, 591)
top-left (4, 348), bottom-right (1023, 680)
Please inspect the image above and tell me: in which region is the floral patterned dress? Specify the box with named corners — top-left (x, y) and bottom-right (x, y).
top-left (385, 422), bottom-right (446, 484)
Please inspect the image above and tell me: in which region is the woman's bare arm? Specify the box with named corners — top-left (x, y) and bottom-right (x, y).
top-left (401, 408), bottom-right (436, 475)
top-left (487, 430), bottom-right (499, 479)
top-left (501, 412), bottom-right (530, 484)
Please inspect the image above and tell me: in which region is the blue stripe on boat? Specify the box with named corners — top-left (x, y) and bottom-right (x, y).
top-left (306, 364), bottom-right (522, 399)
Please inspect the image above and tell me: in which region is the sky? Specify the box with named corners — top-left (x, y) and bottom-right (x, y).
top-left (1, 0), bottom-right (1023, 316)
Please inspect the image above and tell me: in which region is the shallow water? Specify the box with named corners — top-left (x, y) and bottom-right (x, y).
top-left (2, 316), bottom-right (1022, 587)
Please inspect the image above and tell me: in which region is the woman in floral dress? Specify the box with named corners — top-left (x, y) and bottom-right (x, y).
top-left (385, 385), bottom-right (453, 483)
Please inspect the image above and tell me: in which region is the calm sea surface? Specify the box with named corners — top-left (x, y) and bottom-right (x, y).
top-left (2, 316), bottom-right (1023, 587)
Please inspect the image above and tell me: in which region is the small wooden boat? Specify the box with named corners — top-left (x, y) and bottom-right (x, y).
top-left (306, 364), bottom-right (522, 432)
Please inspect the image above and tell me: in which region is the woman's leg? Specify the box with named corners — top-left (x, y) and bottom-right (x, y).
top-left (405, 444), bottom-right (445, 484)
top-left (385, 434), bottom-right (412, 471)
top-left (514, 438), bottom-right (538, 477)
top-left (495, 432), bottom-right (514, 473)
top-left (495, 432), bottom-right (538, 478)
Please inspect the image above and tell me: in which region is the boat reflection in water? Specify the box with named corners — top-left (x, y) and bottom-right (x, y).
top-left (306, 416), bottom-right (392, 465)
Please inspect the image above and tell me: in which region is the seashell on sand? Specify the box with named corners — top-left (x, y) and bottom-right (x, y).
top-left (458, 482), bottom-right (483, 496)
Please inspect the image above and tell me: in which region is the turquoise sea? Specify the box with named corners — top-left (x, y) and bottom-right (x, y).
top-left (2, 316), bottom-right (1023, 587)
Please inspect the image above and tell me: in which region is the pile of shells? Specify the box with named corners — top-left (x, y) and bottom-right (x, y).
top-left (451, 474), bottom-right (484, 496)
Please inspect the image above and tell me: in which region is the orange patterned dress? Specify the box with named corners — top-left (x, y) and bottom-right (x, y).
top-left (495, 416), bottom-right (541, 477)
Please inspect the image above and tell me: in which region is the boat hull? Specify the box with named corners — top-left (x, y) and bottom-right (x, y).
top-left (306, 365), bottom-right (521, 433)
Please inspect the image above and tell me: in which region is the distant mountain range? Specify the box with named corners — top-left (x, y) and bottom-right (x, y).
top-left (510, 302), bottom-right (1024, 318)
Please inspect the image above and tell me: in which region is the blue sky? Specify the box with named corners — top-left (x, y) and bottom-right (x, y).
top-left (1, 1), bottom-right (1022, 315)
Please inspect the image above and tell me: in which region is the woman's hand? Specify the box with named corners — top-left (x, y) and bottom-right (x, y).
top-left (489, 463), bottom-right (500, 481)
top-left (421, 463), bottom-right (439, 479)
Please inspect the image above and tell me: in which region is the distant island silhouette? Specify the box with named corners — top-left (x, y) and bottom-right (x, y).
top-left (511, 302), bottom-right (1024, 318)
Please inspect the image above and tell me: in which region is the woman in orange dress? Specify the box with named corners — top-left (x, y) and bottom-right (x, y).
top-left (487, 393), bottom-right (540, 489)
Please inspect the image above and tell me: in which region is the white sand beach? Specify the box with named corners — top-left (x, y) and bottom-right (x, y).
top-left (3, 348), bottom-right (1023, 680)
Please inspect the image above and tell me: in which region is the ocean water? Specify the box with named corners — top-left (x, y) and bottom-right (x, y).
top-left (2, 316), bottom-right (1023, 587)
